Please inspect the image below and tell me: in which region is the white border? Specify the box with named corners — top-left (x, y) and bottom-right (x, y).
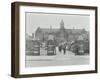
top-left (19, 6), bottom-right (95, 74)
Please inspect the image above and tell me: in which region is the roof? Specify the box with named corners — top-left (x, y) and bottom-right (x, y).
top-left (41, 28), bottom-right (59, 33)
top-left (36, 27), bottom-right (84, 34)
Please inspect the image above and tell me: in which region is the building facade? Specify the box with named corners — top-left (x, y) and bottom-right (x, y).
top-left (34, 20), bottom-right (89, 43)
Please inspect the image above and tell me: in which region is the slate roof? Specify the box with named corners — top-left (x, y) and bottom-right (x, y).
top-left (36, 27), bottom-right (84, 34)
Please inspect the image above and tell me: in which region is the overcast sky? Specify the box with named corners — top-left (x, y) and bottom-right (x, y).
top-left (26, 12), bottom-right (90, 36)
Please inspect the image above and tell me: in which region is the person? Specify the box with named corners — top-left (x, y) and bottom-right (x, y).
top-left (62, 44), bottom-right (66, 55)
top-left (58, 44), bottom-right (62, 52)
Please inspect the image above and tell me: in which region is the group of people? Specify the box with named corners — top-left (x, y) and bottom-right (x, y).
top-left (40, 40), bottom-right (68, 55)
top-left (58, 42), bottom-right (67, 55)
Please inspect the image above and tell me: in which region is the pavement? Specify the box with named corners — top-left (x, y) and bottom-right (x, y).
top-left (25, 48), bottom-right (90, 67)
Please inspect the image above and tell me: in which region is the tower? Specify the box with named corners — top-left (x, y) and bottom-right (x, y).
top-left (60, 19), bottom-right (65, 30)
top-left (59, 19), bottom-right (66, 41)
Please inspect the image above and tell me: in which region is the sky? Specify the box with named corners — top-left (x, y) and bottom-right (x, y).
top-left (25, 12), bottom-right (90, 36)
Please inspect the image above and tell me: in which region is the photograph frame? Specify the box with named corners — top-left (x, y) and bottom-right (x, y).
top-left (11, 2), bottom-right (98, 78)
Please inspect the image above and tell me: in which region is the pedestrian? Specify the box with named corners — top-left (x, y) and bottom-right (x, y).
top-left (59, 45), bottom-right (62, 52)
top-left (62, 44), bottom-right (66, 55)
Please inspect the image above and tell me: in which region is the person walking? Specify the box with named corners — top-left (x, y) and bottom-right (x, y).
top-left (58, 43), bottom-right (61, 52)
top-left (59, 45), bottom-right (62, 52)
top-left (62, 44), bottom-right (66, 55)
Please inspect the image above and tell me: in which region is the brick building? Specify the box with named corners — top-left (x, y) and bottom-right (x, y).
top-left (34, 19), bottom-right (89, 43)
